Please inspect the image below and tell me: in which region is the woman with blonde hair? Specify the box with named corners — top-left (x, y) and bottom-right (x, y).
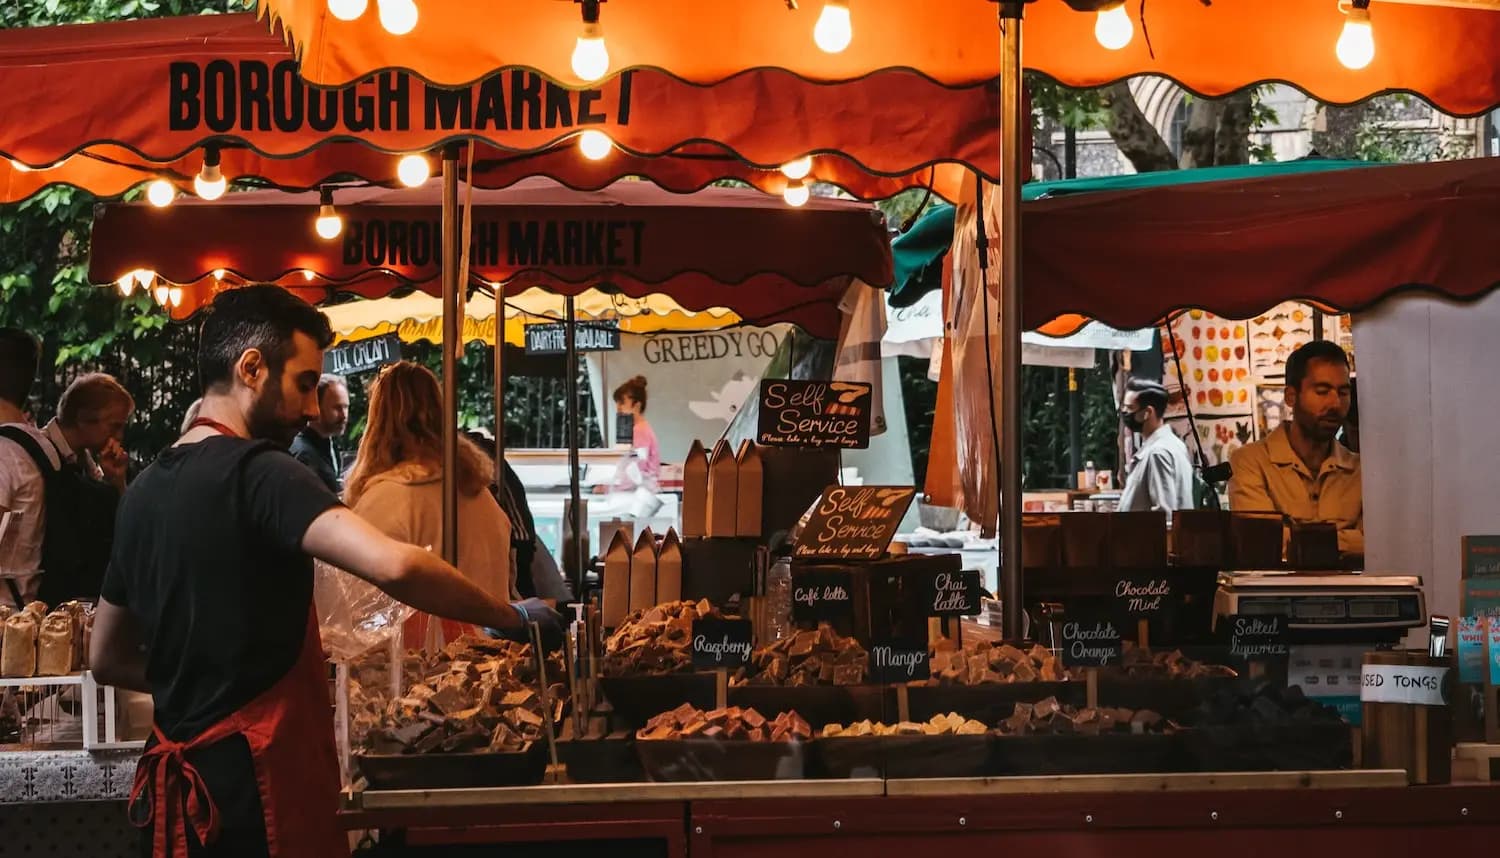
top-left (345, 361), bottom-right (518, 646)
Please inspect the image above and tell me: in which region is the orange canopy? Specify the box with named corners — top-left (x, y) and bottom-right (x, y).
top-left (87, 177), bottom-right (892, 338)
top-left (0, 13), bottom-right (997, 199)
top-left (260, 0), bottom-right (1500, 116)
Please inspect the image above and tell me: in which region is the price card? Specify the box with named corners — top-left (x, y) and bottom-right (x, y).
top-left (1225, 614), bottom-right (1291, 662)
top-left (925, 569), bottom-right (982, 617)
top-left (869, 638), bottom-right (931, 684)
top-left (758, 380), bottom-right (871, 449)
top-left (691, 618), bottom-right (753, 670)
top-left (1058, 615), bottom-right (1123, 668)
top-left (1113, 576), bottom-right (1174, 616)
top-left (793, 485), bottom-right (916, 561)
top-left (790, 568), bottom-right (854, 623)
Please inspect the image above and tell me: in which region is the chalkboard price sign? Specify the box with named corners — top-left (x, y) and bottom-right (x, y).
top-left (323, 332), bottom-right (400, 376)
top-left (870, 638), bottom-right (931, 684)
top-left (791, 569), bottom-right (854, 623)
top-left (1114, 577), bottom-right (1173, 615)
top-left (758, 380), bottom-right (871, 449)
top-left (793, 485), bottom-right (917, 561)
top-left (1058, 616), bottom-right (1123, 668)
top-left (926, 570), bottom-right (982, 617)
top-left (525, 320), bottom-right (620, 355)
top-left (691, 618), bottom-right (753, 669)
top-left (1225, 614), bottom-right (1290, 660)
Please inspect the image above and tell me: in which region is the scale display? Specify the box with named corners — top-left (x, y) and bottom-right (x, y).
top-left (1214, 572), bottom-right (1425, 634)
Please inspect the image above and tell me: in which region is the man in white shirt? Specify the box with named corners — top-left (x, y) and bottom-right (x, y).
top-left (0, 328), bottom-right (58, 608)
top-left (1117, 378), bottom-right (1196, 513)
top-left (41, 373), bottom-right (134, 493)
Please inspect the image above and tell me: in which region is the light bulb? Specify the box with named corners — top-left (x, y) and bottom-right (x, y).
top-left (327, 0), bottom-right (369, 21)
top-left (571, 23), bottom-right (610, 82)
top-left (168, 287), bottom-right (183, 308)
top-left (814, 1), bottom-right (853, 54)
top-left (377, 0), bottom-right (418, 36)
top-left (146, 179), bottom-right (175, 208)
top-left (213, 268), bottom-right (226, 281)
top-left (781, 156), bottom-right (814, 181)
top-left (783, 179), bottom-right (810, 207)
top-left (154, 285), bottom-right (170, 306)
top-left (194, 164), bottom-right (225, 201)
top-left (578, 130), bottom-right (613, 161)
top-left (316, 204), bottom-right (343, 240)
top-left (1336, 7), bottom-right (1375, 70)
top-left (134, 269), bottom-right (154, 290)
top-left (1094, 2), bottom-right (1133, 51)
top-left (115, 273), bottom-right (135, 297)
top-left (396, 154), bottom-right (430, 187)
top-left (303, 269), bottom-right (316, 281)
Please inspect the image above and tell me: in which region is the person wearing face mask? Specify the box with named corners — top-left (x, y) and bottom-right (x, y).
top-left (1229, 340), bottom-right (1362, 557)
top-left (1117, 378), bottom-right (1195, 513)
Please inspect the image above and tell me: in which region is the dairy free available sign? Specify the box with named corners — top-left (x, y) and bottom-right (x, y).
top-left (793, 486), bottom-right (916, 561)
top-left (691, 618), bottom-right (753, 669)
top-left (758, 380), bottom-right (871, 449)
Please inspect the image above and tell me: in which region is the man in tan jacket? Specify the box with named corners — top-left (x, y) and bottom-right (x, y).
top-left (1229, 341), bottom-right (1363, 559)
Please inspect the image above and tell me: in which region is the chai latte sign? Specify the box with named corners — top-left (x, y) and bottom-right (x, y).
top-left (757, 380), bottom-right (871, 449)
top-left (794, 486), bottom-right (916, 561)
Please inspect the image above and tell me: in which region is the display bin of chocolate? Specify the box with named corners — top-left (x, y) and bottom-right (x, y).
top-left (905, 682), bottom-right (1081, 725)
top-left (599, 673), bottom-right (716, 729)
top-left (635, 739), bottom-right (809, 781)
top-left (989, 732), bottom-right (1183, 775)
top-left (791, 553), bottom-right (961, 647)
top-left (1094, 676), bottom-right (1240, 719)
top-left (729, 685), bottom-right (891, 730)
top-left (356, 742), bottom-right (548, 790)
top-left (1178, 722), bottom-right (1353, 772)
top-left (810, 734), bottom-right (993, 779)
top-left (557, 734), bottom-right (646, 784)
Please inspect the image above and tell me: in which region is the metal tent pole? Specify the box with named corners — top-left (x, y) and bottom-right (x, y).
top-left (441, 148), bottom-right (460, 566)
top-left (999, 2), bottom-right (1025, 641)
top-left (494, 281), bottom-right (506, 478)
top-left (565, 295), bottom-right (584, 597)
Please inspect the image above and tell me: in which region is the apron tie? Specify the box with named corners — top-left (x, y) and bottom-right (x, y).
top-left (130, 727), bottom-right (222, 856)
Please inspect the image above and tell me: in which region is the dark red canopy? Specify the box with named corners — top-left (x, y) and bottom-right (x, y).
top-left (88, 177), bottom-right (892, 338)
top-left (1023, 157), bottom-right (1500, 330)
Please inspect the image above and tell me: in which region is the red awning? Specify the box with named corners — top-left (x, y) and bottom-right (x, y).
top-left (1022, 157), bottom-right (1500, 330)
top-left (259, 0), bottom-right (1500, 117)
top-left (0, 13), bottom-right (998, 193)
top-left (87, 177), bottom-right (892, 338)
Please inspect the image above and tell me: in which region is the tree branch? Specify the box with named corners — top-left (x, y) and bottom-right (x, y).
top-left (1099, 81), bottom-right (1177, 173)
top-left (1213, 92), bottom-right (1254, 166)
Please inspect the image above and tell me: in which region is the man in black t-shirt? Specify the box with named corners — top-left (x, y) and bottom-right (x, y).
top-left (90, 286), bottom-right (563, 858)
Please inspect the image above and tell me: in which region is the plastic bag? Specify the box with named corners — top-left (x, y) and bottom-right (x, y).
top-left (313, 559), bottom-right (414, 663)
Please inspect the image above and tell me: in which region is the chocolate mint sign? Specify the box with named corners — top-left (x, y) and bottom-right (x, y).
top-left (758, 380), bottom-right (871, 449)
top-left (1059, 617), bottom-right (1123, 668)
top-left (323, 332), bottom-right (400, 376)
top-left (1226, 614), bottom-right (1290, 660)
top-left (1115, 577), bottom-right (1173, 615)
top-left (794, 486), bottom-right (917, 561)
top-left (926, 570), bottom-right (982, 617)
top-left (870, 638), bottom-right (930, 684)
top-left (791, 569), bottom-right (854, 623)
top-left (525, 320), bottom-right (620, 356)
top-left (691, 618), bottom-right (753, 669)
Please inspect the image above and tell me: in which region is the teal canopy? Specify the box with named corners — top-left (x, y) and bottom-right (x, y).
top-left (888, 158), bottom-right (1375, 308)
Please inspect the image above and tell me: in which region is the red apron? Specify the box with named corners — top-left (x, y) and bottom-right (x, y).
top-left (128, 608), bottom-right (347, 858)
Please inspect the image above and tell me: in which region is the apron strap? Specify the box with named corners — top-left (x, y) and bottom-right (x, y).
top-left (129, 726), bottom-right (222, 857)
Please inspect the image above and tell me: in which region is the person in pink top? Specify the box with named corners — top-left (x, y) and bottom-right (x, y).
top-left (611, 375), bottom-right (661, 494)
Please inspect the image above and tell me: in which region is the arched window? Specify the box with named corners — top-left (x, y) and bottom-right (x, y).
top-left (1167, 99), bottom-right (1190, 160)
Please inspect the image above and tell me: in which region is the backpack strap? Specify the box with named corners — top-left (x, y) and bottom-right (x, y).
top-left (0, 425), bottom-right (59, 477)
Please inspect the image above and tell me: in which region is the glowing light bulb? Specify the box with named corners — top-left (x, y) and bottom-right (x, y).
top-left (303, 269), bottom-right (317, 281)
top-left (781, 156), bottom-right (814, 181)
top-left (327, 0), bottom-right (369, 22)
top-left (814, 1), bottom-right (853, 54)
top-left (1336, 6), bottom-right (1375, 70)
top-left (115, 273), bottom-right (136, 296)
top-left (571, 22), bottom-right (610, 82)
top-left (154, 285), bottom-right (170, 306)
top-left (783, 179), bottom-right (810, 208)
top-left (146, 179), bottom-right (175, 208)
top-left (316, 204), bottom-right (343, 240)
top-left (1094, 2), bottom-right (1133, 51)
top-left (135, 269), bottom-right (154, 290)
top-left (397, 154), bottom-right (430, 187)
top-left (194, 159), bottom-right (226, 201)
top-left (578, 130), bottom-right (613, 161)
top-left (377, 0), bottom-right (418, 36)
top-left (213, 268), bottom-right (226, 281)
top-left (168, 287), bottom-right (183, 308)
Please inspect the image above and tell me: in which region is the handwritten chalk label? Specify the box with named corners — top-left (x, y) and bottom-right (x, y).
top-left (1462, 535), bottom-right (1500, 578)
top-left (1059, 617), bottom-right (1123, 668)
top-left (691, 618), bottom-right (753, 669)
top-left (757, 380), bottom-right (871, 449)
top-left (1359, 664), bottom-right (1449, 706)
top-left (1457, 617), bottom-right (1487, 684)
top-left (870, 639), bottom-right (930, 684)
top-left (1114, 577), bottom-right (1173, 615)
top-left (790, 569), bottom-right (854, 623)
top-left (323, 332), bottom-right (400, 376)
top-left (524, 319), bottom-right (620, 356)
top-left (926, 569), bottom-right (982, 617)
top-left (793, 485), bottom-right (917, 561)
top-left (1226, 614), bottom-right (1290, 660)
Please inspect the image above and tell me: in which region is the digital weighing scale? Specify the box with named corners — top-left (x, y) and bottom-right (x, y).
top-left (1213, 570), bottom-right (1426, 644)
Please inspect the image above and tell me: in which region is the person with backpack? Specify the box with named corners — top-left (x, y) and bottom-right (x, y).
top-left (0, 327), bottom-right (55, 610)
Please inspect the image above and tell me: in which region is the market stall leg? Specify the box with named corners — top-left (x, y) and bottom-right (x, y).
top-left (566, 295), bottom-right (584, 597)
top-left (999, 3), bottom-right (1025, 641)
